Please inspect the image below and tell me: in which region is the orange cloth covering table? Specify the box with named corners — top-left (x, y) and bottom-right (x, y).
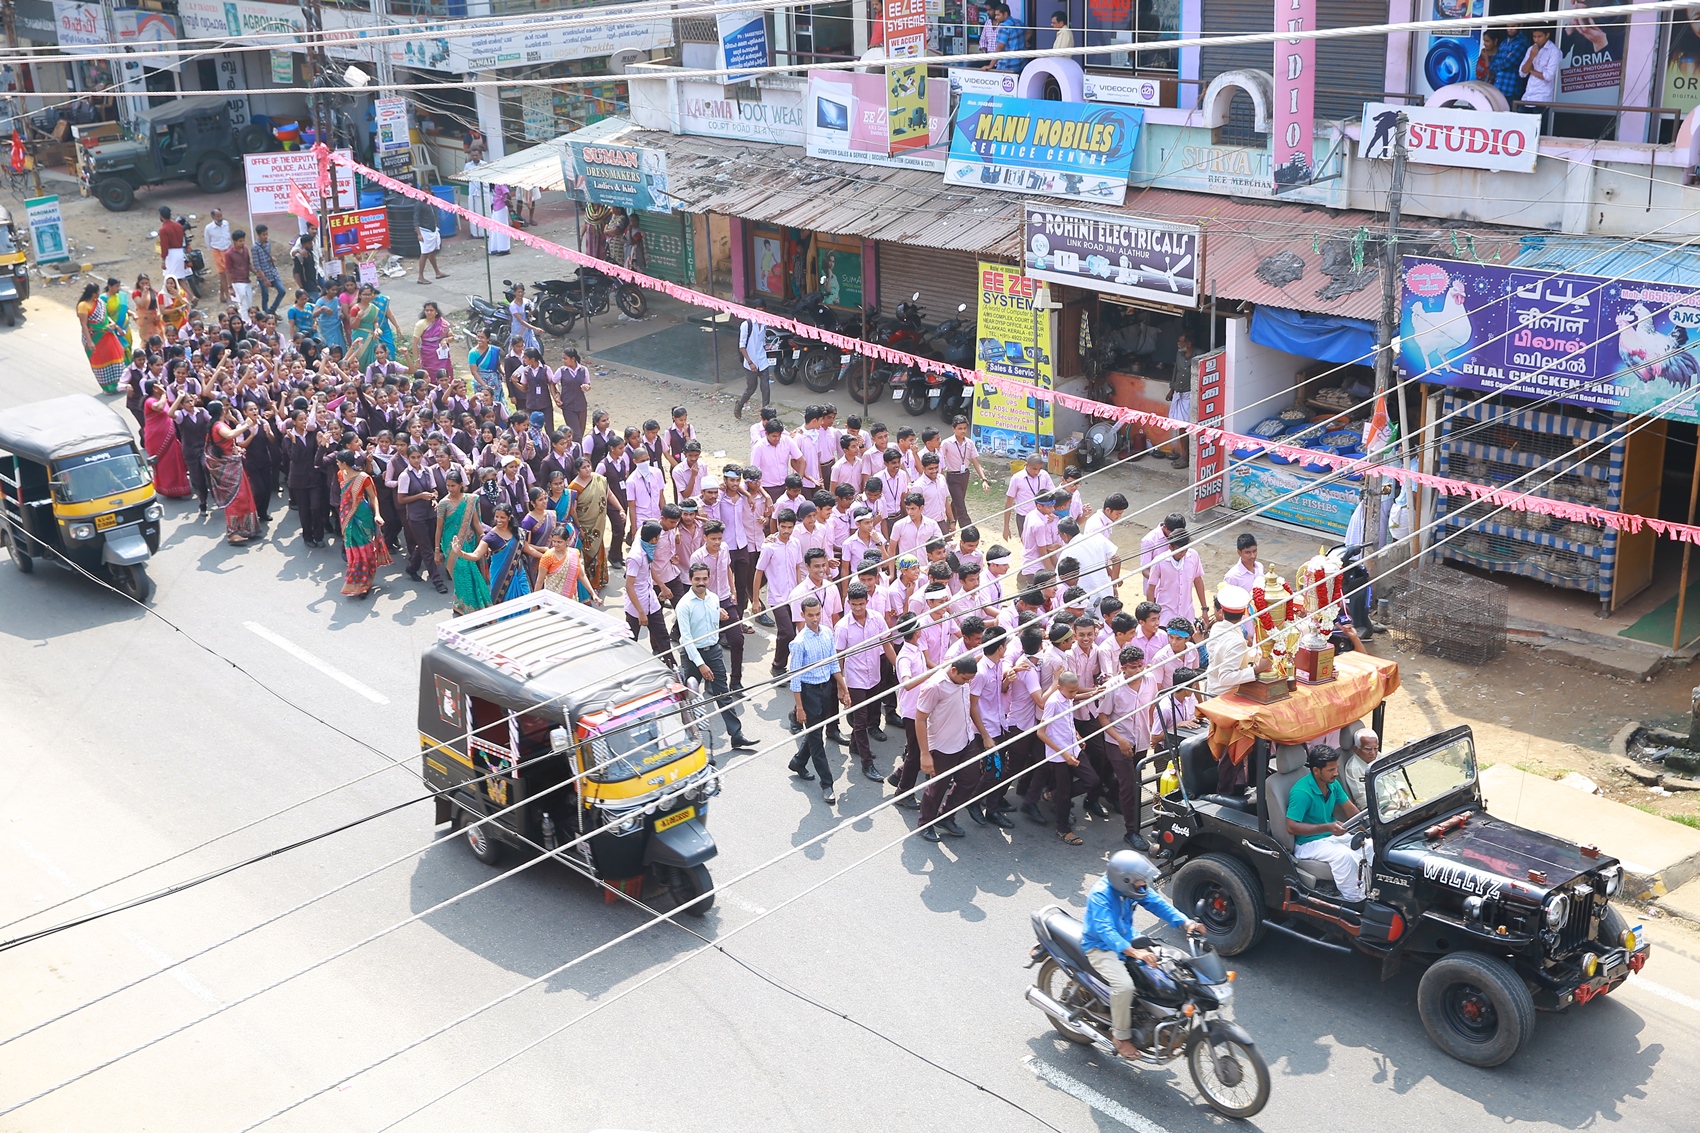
top-left (1198, 652), bottom-right (1401, 763)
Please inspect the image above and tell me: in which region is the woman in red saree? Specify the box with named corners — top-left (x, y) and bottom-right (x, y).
top-left (337, 450), bottom-right (392, 598)
top-left (142, 381), bottom-right (192, 499)
top-left (204, 400), bottom-right (260, 544)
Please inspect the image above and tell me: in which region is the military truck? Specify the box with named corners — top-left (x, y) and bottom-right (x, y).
top-left (85, 98), bottom-right (276, 212)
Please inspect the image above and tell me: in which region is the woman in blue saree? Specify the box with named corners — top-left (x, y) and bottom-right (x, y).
top-left (481, 503), bottom-right (532, 602)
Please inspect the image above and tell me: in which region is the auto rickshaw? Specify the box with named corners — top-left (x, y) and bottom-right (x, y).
top-left (420, 591), bottom-right (721, 914)
top-left (0, 204), bottom-right (31, 326)
top-left (0, 394), bottom-right (163, 602)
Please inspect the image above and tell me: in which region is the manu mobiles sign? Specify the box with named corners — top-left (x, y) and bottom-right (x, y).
top-left (946, 94), bottom-right (1141, 205)
top-left (1358, 102), bottom-right (1542, 174)
top-left (1022, 203), bottom-right (1199, 307)
top-left (1397, 256), bottom-right (1700, 424)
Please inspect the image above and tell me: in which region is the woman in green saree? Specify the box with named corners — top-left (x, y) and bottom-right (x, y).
top-left (337, 451), bottom-right (392, 599)
top-left (435, 470), bottom-right (492, 615)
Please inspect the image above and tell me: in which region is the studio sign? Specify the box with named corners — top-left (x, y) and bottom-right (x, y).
top-left (1358, 102), bottom-right (1542, 175)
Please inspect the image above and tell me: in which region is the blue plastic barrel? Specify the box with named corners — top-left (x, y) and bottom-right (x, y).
top-left (359, 189), bottom-right (386, 210)
top-left (431, 185), bottom-right (457, 238)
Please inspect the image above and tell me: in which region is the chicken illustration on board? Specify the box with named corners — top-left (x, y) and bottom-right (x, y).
top-left (1614, 302), bottom-right (1700, 389)
top-left (1406, 279), bottom-right (1472, 373)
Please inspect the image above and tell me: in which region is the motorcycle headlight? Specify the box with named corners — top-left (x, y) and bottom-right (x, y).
top-left (1601, 866), bottom-right (1623, 897)
top-left (144, 503), bottom-right (164, 522)
top-left (68, 522), bottom-right (95, 541)
top-left (1544, 893), bottom-right (1571, 930)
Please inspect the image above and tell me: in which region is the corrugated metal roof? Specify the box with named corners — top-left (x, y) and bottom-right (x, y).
top-left (1508, 234), bottom-right (1700, 284)
top-left (453, 119), bottom-right (639, 191)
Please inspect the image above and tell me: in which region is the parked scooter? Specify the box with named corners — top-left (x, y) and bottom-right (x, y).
top-left (845, 293), bottom-right (928, 405)
top-left (899, 304), bottom-right (973, 417)
top-left (771, 287), bottom-right (841, 388)
top-left (466, 285), bottom-right (512, 351)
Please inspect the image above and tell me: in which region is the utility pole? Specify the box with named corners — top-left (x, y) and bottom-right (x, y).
top-left (1363, 112), bottom-right (1406, 565)
top-left (1, 0), bottom-right (42, 194)
top-left (302, 0), bottom-right (333, 260)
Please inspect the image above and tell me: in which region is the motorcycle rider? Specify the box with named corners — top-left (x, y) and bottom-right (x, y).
top-left (1082, 850), bottom-right (1206, 1061)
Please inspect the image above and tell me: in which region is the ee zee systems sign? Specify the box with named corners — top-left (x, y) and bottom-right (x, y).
top-left (1357, 102), bottom-right (1542, 174)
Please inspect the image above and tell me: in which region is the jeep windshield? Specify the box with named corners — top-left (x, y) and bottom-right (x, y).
top-left (1373, 734), bottom-right (1476, 824)
top-left (583, 703), bottom-right (692, 784)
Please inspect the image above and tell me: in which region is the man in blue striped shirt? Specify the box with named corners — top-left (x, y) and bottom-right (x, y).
top-left (788, 596), bottom-right (850, 804)
top-left (678, 563), bottom-right (756, 753)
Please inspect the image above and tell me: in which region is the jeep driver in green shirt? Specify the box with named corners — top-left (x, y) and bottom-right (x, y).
top-left (1286, 746), bottom-right (1372, 901)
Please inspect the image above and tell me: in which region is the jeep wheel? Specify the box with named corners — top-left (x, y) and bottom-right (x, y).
top-left (237, 123), bottom-right (276, 155)
top-left (95, 178), bottom-right (134, 212)
top-left (1417, 952), bottom-right (1535, 1067)
top-left (1170, 854), bottom-right (1266, 956)
top-left (197, 160), bottom-right (235, 194)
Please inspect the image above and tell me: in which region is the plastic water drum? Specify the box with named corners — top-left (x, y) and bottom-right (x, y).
top-left (431, 186), bottom-right (457, 237)
top-left (359, 189), bottom-right (386, 210)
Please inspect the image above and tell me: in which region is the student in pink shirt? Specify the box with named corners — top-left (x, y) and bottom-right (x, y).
top-left (840, 506), bottom-right (887, 583)
top-left (1099, 644), bottom-right (1159, 851)
top-left (754, 509), bottom-right (804, 667)
top-left (837, 581), bottom-right (897, 780)
top-left (753, 419), bottom-right (804, 496)
top-left (691, 519), bottom-right (744, 689)
top-left (1019, 492), bottom-right (1062, 582)
top-left (1145, 528), bottom-right (1207, 627)
top-left (891, 492), bottom-right (943, 559)
top-left (1139, 512), bottom-right (1188, 575)
top-left (671, 440), bottom-right (706, 502)
top-left (875, 449), bottom-right (910, 534)
top-left (985, 624), bottom-right (1047, 819)
top-left (888, 615), bottom-right (931, 800)
top-left (914, 451), bottom-right (952, 528)
top-left (831, 432), bottom-right (866, 493)
top-left (941, 416), bottom-right (989, 536)
top-left (1024, 673), bottom-right (1100, 843)
top-left (1002, 452), bottom-right (1055, 540)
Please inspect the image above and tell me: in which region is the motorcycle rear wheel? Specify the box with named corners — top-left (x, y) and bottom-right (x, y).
top-left (774, 352), bottom-right (800, 386)
top-left (902, 385), bottom-right (932, 417)
top-left (802, 349), bottom-right (840, 393)
top-left (846, 361), bottom-right (890, 405)
top-left (536, 299), bottom-right (574, 337)
top-left (1034, 959), bottom-right (1097, 1045)
top-left (1187, 1032), bottom-right (1270, 1119)
top-left (616, 285), bottom-right (647, 319)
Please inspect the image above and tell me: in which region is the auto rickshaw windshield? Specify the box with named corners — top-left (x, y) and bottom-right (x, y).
top-left (0, 227), bottom-right (16, 254)
top-left (54, 446), bottom-right (152, 502)
top-left (583, 704), bottom-right (693, 784)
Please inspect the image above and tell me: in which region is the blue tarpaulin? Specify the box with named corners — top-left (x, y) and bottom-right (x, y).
top-left (1250, 306), bottom-right (1377, 365)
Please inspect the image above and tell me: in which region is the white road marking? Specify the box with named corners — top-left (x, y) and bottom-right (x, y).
top-left (1023, 1056), bottom-right (1174, 1133)
top-left (243, 621), bottom-right (390, 704)
top-left (1623, 975), bottom-right (1700, 1014)
top-left (722, 894), bottom-right (768, 916)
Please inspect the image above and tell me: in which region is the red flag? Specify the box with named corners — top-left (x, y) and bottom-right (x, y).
top-left (312, 141), bottom-right (331, 198)
top-left (288, 181), bottom-right (318, 227)
top-left (9, 132), bottom-right (25, 174)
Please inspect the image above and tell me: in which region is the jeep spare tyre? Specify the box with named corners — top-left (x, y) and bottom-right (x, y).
top-left (197, 160), bottom-right (235, 194)
top-left (237, 123), bottom-right (276, 155)
top-left (95, 178), bottom-right (135, 212)
top-left (1170, 854), bottom-right (1266, 956)
top-left (1417, 952), bottom-right (1535, 1067)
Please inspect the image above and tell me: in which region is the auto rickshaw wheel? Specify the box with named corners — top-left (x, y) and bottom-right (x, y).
top-left (668, 864), bottom-right (714, 916)
top-left (457, 809), bottom-right (503, 865)
top-left (8, 537), bottom-right (31, 572)
top-left (110, 562), bottom-right (154, 603)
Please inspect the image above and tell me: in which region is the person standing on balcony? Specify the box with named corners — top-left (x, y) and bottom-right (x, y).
top-left (1492, 25), bottom-right (1530, 104)
top-left (1519, 26), bottom-right (1560, 107)
top-left (1049, 11), bottom-right (1073, 51)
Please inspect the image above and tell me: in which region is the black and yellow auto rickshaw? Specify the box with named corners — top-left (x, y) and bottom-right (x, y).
top-left (0, 204), bottom-right (30, 326)
top-left (420, 591), bottom-right (721, 913)
top-left (0, 394), bottom-right (162, 602)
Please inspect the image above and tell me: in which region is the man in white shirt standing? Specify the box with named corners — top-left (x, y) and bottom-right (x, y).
top-left (736, 302), bottom-right (774, 420)
top-left (204, 208), bottom-right (233, 304)
top-left (1003, 452), bottom-right (1055, 541)
top-left (677, 562), bottom-right (757, 751)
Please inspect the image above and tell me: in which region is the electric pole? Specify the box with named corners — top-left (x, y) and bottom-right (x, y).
top-left (1362, 112), bottom-right (1406, 566)
top-left (302, 0), bottom-right (333, 258)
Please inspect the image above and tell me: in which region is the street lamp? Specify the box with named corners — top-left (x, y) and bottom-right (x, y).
top-left (1030, 283), bottom-right (1061, 457)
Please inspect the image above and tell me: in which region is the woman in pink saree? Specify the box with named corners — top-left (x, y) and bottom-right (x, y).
top-left (142, 380), bottom-right (192, 499)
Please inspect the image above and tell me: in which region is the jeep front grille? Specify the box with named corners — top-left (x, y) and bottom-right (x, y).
top-left (1556, 889), bottom-right (1596, 956)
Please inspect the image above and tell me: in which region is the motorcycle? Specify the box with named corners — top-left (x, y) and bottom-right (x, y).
top-left (532, 270), bottom-right (646, 336)
top-left (845, 293), bottom-right (928, 405)
top-left (1026, 904), bottom-right (1270, 1120)
top-left (771, 287), bottom-right (840, 388)
top-left (899, 304), bottom-right (974, 418)
top-left (466, 286), bottom-right (512, 351)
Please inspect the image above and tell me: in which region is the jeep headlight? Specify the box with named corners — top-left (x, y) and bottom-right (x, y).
top-left (68, 522), bottom-right (95, 541)
top-left (144, 502), bottom-right (164, 521)
top-left (1601, 866), bottom-right (1623, 897)
top-left (1544, 892), bottom-right (1571, 930)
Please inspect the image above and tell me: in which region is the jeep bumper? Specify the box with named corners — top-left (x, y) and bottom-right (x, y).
top-left (1538, 937), bottom-right (1651, 1011)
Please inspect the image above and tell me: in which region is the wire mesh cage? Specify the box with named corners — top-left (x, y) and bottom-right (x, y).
top-left (1388, 562), bottom-right (1508, 664)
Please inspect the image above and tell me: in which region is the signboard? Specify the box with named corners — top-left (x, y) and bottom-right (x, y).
top-left (374, 97), bottom-right (410, 152)
top-left (1022, 203), bottom-right (1199, 308)
top-left (1229, 460), bottom-right (1357, 535)
top-left (563, 140), bottom-right (672, 214)
top-left (113, 10), bottom-right (180, 62)
top-left (1272, 0), bottom-right (1316, 192)
top-left (270, 50), bottom-right (293, 84)
top-left (444, 19), bottom-right (671, 72)
top-left (1358, 102), bottom-right (1542, 174)
top-left (887, 62), bottom-right (929, 154)
top-left (678, 80), bottom-right (803, 145)
top-left (13, 0), bottom-right (58, 41)
top-left (51, 0), bottom-right (104, 50)
top-left (1397, 256), bottom-right (1700, 424)
top-left (945, 94), bottom-right (1141, 205)
top-left (971, 262), bottom-right (1055, 456)
top-left (178, 0), bottom-right (305, 40)
top-left (884, 0), bottom-right (928, 58)
top-left (804, 69), bottom-right (947, 170)
top-left (716, 3), bottom-right (769, 82)
top-left (327, 207), bottom-right (390, 256)
top-left (947, 68), bottom-right (1020, 98)
top-left (1666, 11), bottom-right (1700, 116)
top-left (1413, 0), bottom-right (1481, 98)
top-left (1192, 349), bottom-right (1227, 512)
top-left (358, 260), bottom-right (379, 287)
top-left (242, 150), bottom-right (357, 215)
top-left (1081, 72), bottom-right (1165, 107)
top-left (23, 195), bottom-right (67, 265)
top-left (817, 235), bottom-right (863, 310)
top-left (1557, 0), bottom-right (1628, 109)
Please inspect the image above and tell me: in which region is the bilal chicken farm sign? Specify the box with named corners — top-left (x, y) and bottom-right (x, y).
top-left (1397, 256), bottom-right (1700, 423)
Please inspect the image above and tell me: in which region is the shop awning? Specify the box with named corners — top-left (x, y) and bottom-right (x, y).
top-left (454, 119), bottom-right (643, 192)
top-left (1249, 306), bottom-right (1378, 365)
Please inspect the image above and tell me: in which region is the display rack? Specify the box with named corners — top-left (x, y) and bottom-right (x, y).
top-left (1432, 395), bottom-right (1623, 605)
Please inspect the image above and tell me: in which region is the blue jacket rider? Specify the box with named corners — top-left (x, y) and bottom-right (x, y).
top-left (1081, 850), bottom-right (1205, 1060)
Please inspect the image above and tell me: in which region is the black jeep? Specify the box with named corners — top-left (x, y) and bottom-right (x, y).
top-left (1152, 722), bottom-right (1651, 1066)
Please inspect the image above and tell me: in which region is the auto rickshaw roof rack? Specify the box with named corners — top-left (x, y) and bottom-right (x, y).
top-left (435, 592), bottom-right (631, 680)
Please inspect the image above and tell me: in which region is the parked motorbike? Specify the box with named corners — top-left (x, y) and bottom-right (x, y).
top-left (532, 270), bottom-right (646, 336)
top-left (466, 287), bottom-right (512, 351)
top-left (1027, 904), bottom-right (1270, 1120)
top-left (845, 293), bottom-right (928, 405)
top-left (771, 287), bottom-right (840, 388)
top-left (899, 304), bottom-right (974, 418)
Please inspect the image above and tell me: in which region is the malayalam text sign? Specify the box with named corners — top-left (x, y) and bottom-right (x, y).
top-left (23, 195), bottom-right (68, 265)
top-left (970, 262), bottom-right (1055, 456)
top-left (1022, 203), bottom-right (1199, 307)
top-left (945, 94), bottom-right (1140, 205)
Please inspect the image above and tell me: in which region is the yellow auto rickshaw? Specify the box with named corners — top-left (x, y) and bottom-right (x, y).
top-left (420, 591), bottom-right (721, 914)
top-left (0, 204), bottom-right (30, 326)
top-left (0, 394), bottom-right (163, 602)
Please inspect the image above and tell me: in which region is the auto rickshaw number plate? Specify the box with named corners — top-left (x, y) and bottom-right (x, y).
top-left (654, 806), bottom-right (695, 832)
top-left (95, 513), bottom-right (118, 530)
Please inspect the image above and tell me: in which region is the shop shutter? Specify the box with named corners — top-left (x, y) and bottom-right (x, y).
top-left (1199, 0), bottom-right (1387, 127)
top-left (641, 210), bottom-right (695, 285)
top-left (874, 243), bottom-right (986, 328)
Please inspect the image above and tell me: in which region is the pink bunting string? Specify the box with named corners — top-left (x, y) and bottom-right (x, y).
top-left (333, 152), bottom-right (1700, 547)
